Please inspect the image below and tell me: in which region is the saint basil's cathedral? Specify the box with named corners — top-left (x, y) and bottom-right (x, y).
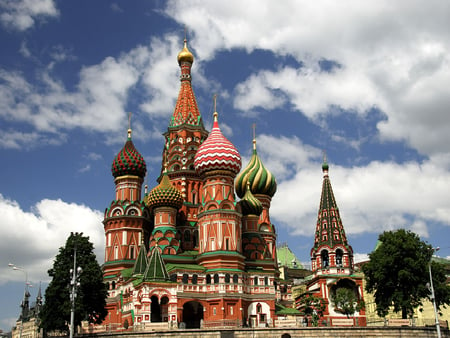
top-left (99, 39), bottom-right (365, 330)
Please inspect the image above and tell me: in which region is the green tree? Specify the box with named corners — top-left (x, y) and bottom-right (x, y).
top-left (332, 287), bottom-right (365, 318)
top-left (40, 232), bottom-right (107, 334)
top-left (296, 293), bottom-right (326, 326)
top-left (362, 229), bottom-right (449, 318)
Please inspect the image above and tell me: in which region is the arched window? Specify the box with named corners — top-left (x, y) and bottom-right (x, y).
top-left (206, 274), bottom-right (211, 284)
top-left (256, 303), bottom-right (262, 313)
top-left (192, 274), bottom-right (198, 284)
top-left (254, 276), bottom-right (258, 285)
top-left (214, 273), bottom-right (219, 284)
top-left (193, 230), bottom-right (199, 248)
top-left (233, 274), bottom-right (239, 284)
top-left (112, 281), bottom-right (116, 289)
top-left (170, 274), bottom-right (177, 282)
top-left (184, 230), bottom-right (191, 242)
top-left (336, 249), bottom-right (343, 266)
top-left (264, 276), bottom-right (269, 286)
top-left (225, 273), bottom-right (230, 283)
top-left (321, 250), bottom-right (329, 268)
top-left (182, 273), bottom-right (189, 284)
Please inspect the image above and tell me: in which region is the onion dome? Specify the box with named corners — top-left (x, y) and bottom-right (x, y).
top-left (235, 138), bottom-right (277, 198)
top-left (194, 111), bottom-right (241, 175)
top-left (111, 128), bottom-right (146, 178)
top-left (177, 38), bottom-right (194, 65)
top-left (239, 182), bottom-right (263, 216)
top-left (145, 172), bottom-right (183, 210)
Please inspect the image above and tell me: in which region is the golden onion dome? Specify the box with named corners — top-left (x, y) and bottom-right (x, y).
top-left (177, 39), bottom-right (194, 65)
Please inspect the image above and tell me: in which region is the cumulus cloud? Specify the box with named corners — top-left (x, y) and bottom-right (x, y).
top-left (0, 34), bottom-right (194, 149)
top-left (0, 194), bottom-right (103, 285)
top-left (0, 0), bottom-right (59, 31)
top-left (265, 135), bottom-right (450, 238)
top-left (165, 0), bottom-right (450, 159)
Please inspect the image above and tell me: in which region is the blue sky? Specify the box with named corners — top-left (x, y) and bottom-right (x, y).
top-left (1, 0), bottom-right (450, 331)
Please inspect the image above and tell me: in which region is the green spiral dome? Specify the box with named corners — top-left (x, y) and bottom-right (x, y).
top-left (235, 140), bottom-right (277, 198)
top-left (239, 182), bottom-right (263, 216)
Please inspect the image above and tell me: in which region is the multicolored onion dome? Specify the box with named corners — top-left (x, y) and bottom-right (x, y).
top-left (111, 129), bottom-right (147, 178)
top-left (145, 172), bottom-right (183, 210)
top-left (194, 112), bottom-right (241, 175)
top-left (177, 39), bottom-right (194, 65)
top-left (235, 139), bottom-right (277, 198)
top-left (239, 182), bottom-right (263, 216)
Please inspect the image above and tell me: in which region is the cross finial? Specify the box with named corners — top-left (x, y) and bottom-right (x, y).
top-left (127, 112), bottom-right (132, 139)
top-left (252, 123), bottom-right (256, 150)
top-left (184, 25), bottom-right (187, 42)
top-left (213, 94), bottom-right (217, 112)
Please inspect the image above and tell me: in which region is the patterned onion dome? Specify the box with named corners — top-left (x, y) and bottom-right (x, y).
top-left (145, 172), bottom-right (183, 210)
top-left (239, 182), bottom-right (263, 216)
top-left (235, 138), bottom-right (277, 198)
top-left (177, 38), bottom-right (194, 65)
top-left (194, 112), bottom-right (242, 175)
top-left (112, 129), bottom-right (147, 178)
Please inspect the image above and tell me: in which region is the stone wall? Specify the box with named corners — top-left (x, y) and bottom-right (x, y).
top-left (81, 327), bottom-right (449, 338)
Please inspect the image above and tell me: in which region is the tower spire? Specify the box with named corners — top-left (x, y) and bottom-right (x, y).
top-left (127, 112), bottom-right (132, 139)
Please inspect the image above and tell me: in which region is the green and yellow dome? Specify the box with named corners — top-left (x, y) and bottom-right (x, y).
top-left (145, 172), bottom-right (183, 210)
top-left (235, 138), bottom-right (277, 198)
top-left (239, 182), bottom-right (263, 216)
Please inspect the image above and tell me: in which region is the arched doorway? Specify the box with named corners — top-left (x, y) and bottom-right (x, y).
top-left (182, 301), bottom-right (203, 328)
top-left (151, 295), bottom-right (161, 322)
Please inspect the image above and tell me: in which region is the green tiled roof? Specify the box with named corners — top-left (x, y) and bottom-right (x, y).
top-left (132, 245), bottom-right (148, 276)
top-left (275, 303), bottom-right (302, 315)
top-left (276, 244), bottom-right (303, 269)
top-left (144, 247), bottom-right (169, 281)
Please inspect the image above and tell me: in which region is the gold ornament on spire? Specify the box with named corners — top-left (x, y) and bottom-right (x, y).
top-left (177, 38), bottom-right (194, 65)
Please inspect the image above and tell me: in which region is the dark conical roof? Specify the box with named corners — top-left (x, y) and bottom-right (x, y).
top-left (132, 245), bottom-right (148, 276)
top-left (144, 246), bottom-right (169, 281)
top-left (313, 161), bottom-right (350, 250)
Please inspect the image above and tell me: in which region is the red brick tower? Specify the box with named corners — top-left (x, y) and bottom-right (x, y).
top-left (194, 109), bottom-right (244, 270)
top-left (161, 39), bottom-right (208, 252)
top-left (103, 126), bottom-right (151, 278)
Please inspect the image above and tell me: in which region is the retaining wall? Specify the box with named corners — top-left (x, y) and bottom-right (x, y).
top-left (81, 326), bottom-right (450, 338)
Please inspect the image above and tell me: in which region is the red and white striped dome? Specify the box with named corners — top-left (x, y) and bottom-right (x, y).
top-left (194, 112), bottom-right (241, 175)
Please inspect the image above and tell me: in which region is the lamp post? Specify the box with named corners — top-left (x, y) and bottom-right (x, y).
top-left (8, 263), bottom-right (31, 338)
top-left (69, 247), bottom-right (82, 338)
top-left (428, 247), bottom-right (441, 338)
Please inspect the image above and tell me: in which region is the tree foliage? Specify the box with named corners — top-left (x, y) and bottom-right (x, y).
top-left (332, 287), bottom-right (365, 318)
top-left (40, 232), bottom-right (107, 334)
top-left (296, 293), bottom-right (326, 326)
top-left (362, 229), bottom-right (449, 318)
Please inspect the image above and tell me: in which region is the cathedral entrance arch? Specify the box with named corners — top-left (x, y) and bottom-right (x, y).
top-left (150, 295), bottom-right (161, 322)
top-left (247, 302), bottom-right (270, 328)
top-left (182, 301), bottom-right (203, 328)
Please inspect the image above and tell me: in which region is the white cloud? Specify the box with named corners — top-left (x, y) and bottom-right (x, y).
top-left (0, 194), bottom-right (104, 285)
top-left (0, 0), bottom-right (59, 31)
top-left (268, 135), bottom-right (450, 237)
top-left (165, 0), bottom-right (450, 159)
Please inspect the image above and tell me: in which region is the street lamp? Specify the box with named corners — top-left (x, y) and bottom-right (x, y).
top-left (8, 263), bottom-right (31, 338)
top-left (69, 247), bottom-right (82, 338)
top-left (428, 247), bottom-right (441, 338)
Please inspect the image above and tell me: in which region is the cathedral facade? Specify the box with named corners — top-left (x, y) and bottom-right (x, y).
top-left (101, 40), bottom-right (279, 330)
